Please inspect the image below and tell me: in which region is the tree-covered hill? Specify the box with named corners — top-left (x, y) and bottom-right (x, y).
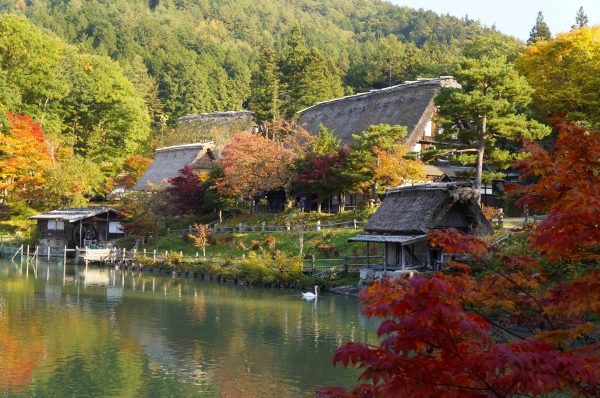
top-left (0, 0), bottom-right (519, 126)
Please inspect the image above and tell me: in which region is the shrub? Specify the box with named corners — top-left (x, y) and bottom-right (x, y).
top-left (250, 240), bottom-right (261, 250)
top-left (265, 235), bottom-right (276, 249)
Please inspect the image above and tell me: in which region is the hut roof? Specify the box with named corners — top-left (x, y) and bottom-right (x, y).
top-left (424, 164), bottom-right (474, 178)
top-left (29, 207), bottom-right (118, 223)
top-left (133, 142), bottom-right (215, 191)
top-left (297, 77), bottom-right (460, 146)
top-left (364, 182), bottom-right (492, 235)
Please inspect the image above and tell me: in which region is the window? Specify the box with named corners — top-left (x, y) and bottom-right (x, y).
top-left (424, 120), bottom-right (433, 137)
top-left (48, 220), bottom-right (64, 230)
top-left (109, 221), bottom-right (124, 234)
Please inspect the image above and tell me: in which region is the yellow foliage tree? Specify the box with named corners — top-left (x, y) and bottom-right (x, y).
top-left (516, 26), bottom-right (600, 128)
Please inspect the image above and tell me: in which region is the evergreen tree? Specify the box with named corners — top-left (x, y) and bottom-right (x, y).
top-left (249, 48), bottom-right (280, 124)
top-left (528, 11), bottom-right (552, 45)
top-left (310, 126), bottom-right (341, 157)
top-left (435, 57), bottom-right (551, 202)
top-left (279, 26), bottom-right (343, 118)
top-left (572, 6), bottom-right (589, 29)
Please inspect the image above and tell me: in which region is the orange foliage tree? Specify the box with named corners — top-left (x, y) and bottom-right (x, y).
top-left (116, 155), bottom-right (152, 188)
top-left (0, 113), bottom-right (53, 204)
top-left (319, 123), bottom-right (600, 397)
top-left (215, 128), bottom-right (311, 201)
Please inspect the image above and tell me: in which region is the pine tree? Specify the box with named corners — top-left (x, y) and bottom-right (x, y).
top-left (528, 11), bottom-right (552, 45)
top-left (249, 48), bottom-right (280, 124)
top-left (435, 57), bottom-right (550, 203)
top-left (572, 6), bottom-right (589, 29)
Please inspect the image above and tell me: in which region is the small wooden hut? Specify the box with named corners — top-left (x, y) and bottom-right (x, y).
top-left (350, 182), bottom-right (492, 271)
top-left (30, 207), bottom-right (124, 252)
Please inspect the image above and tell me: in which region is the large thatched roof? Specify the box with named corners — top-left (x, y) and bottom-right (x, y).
top-left (133, 143), bottom-right (215, 191)
top-left (364, 182), bottom-right (492, 235)
top-left (297, 77), bottom-right (459, 146)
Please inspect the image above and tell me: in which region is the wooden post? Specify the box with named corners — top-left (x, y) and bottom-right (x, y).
top-left (238, 223), bottom-right (243, 233)
top-left (26, 245), bottom-right (30, 259)
top-left (366, 242), bottom-right (370, 269)
top-left (316, 220), bottom-right (321, 231)
top-left (344, 256), bottom-right (349, 274)
top-left (353, 219), bottom-right (357, 229)
top-left (261, 221), bottom-right (265, 232)
top-left (122, 248), bottom-right (126, 261)
top-left (285, 221), bottom-right (290, 232)
top-left (311, 254), bottom-right (316, 272)
top-left (63, 245), bottom-right (67, 264)
top-left (47, 246), bottom-right (51, 260)
top-left (153, 249), bottom-right (157, 261)
top-left (219, 210), bottom-right (223, 224)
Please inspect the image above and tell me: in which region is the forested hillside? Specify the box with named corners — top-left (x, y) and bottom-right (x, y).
top-left (0, 0), bottom-right (518, 126)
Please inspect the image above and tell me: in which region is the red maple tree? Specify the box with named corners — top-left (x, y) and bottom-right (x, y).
top-left (318, 123), bottom-right (600, 397)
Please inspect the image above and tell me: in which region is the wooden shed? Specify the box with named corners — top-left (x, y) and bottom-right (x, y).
top-left (350, 182), bottom-right (492, 271)
top-left (30, 207), bottom-right (125, 253)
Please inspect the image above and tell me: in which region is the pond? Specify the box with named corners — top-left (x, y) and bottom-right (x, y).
top-left (0, 259), bottom-right (377, 397)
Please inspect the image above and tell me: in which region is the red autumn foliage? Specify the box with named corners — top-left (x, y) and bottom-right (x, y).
top-left (318, 123), bottom-right (600, 398)
top-left (167, 166), bottom-right (205, 214)
top-left (508, 123), bottom-right (600, 262)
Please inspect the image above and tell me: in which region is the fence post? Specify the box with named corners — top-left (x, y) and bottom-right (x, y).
top-left (63, 245), bottom-right (67, 264)
top-left (286, 221), bottom-right (291, 232)
top-left (47, 246), bottom-right (51, 260)
top-left (261, 221), bottom-right (265, 232)
top-left (316, 220), bottom-right (321, 231)
top-left (311, 254), bottom-right (316, 272)
top-left (353, 219), bottom-right (357, 229)
top-left (344, 256), bottom-right (349, 274)
top-left (26, 245), bottom-right (30, 259)
top-left (238, 223), bottom-right (243, 233)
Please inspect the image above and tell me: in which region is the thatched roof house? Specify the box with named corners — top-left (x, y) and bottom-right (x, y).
top-left (133, 143), bottom-right (215, 191)
top-left (297, 77), bottom-right (460, 151)
top-left (350, 182), bottom-right (492, 271)
top-left (172, 111), bottom-right (256, 155)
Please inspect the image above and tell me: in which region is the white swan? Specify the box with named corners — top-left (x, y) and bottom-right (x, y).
top-left (302, 286), bottom-right (318, 300)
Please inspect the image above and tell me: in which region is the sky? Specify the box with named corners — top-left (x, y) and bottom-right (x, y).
top-left (390, 0), bottom-right (600, 40)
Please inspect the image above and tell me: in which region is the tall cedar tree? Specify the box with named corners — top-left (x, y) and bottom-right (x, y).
top-left (319, 123), bottom-right (600, 397)
top-left (249, 48), bottom-right (280, 125)
top-left (435, 58), bottom-right (550, 202)
top-left (516, 26), bottom-right (600, 128)
top-left (278, 26), bottom-right (343, 119)
top-left (528, 11), bottom-right (552, 44)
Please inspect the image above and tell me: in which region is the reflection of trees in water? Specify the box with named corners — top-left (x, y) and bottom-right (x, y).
top-left (0, 262), bottom-right (376, 397)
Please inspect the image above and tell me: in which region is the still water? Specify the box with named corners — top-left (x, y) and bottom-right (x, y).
top-left (0, 259), bottom-right (377, 397)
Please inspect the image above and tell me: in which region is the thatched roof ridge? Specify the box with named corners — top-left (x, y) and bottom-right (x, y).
top-left (297, 77), bottom-right (460, 146)
top-left (178, 111), bottom-right (254, 124)
top-left (364, 182), bottom-right (492, 235)
top-left (133, 142), bottom-right (215, 191)
top-left (30, 207), bottom-right (118, 222)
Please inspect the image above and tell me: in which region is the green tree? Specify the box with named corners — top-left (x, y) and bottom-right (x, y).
top-left (249, 48), bottom-right (280, 124)
top-left (435, 57), bottom-right (550, 202)
top-left (528, 11), bottom-right (552, 45)
top-left (572, 6), bottom-right (589, 29)
top-left (279, 26), bottom-right (343, 118)
top-left (44, 155), bottom-right (105, 208)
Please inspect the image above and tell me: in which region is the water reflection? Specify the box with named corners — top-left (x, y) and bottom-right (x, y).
top-left (0, 259), bottom-right (377, 397)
